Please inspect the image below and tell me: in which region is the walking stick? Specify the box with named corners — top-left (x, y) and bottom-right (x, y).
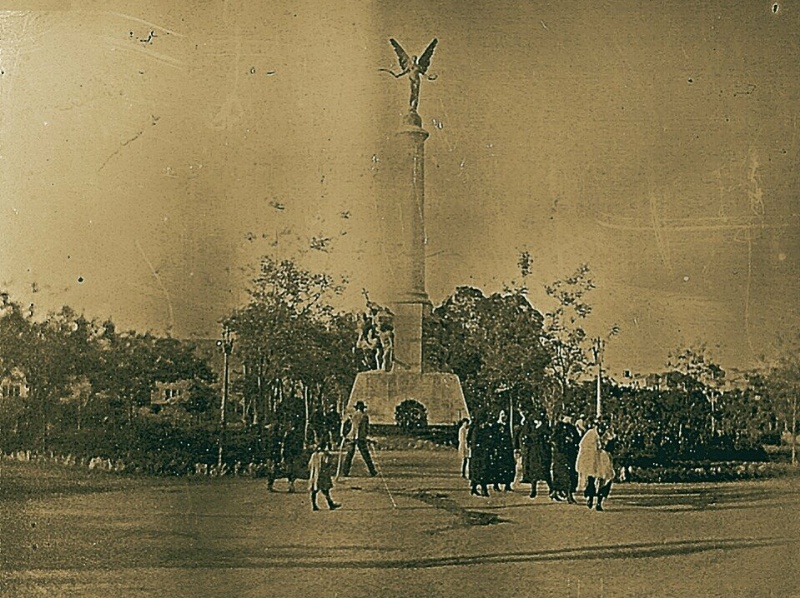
top-left (334, 434), bottom-right (347, 480)
top-left (368, 439), bottom-right (398, 509)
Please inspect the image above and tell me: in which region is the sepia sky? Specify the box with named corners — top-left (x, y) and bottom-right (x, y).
top-left (0, 0), bottom-right (798, 375)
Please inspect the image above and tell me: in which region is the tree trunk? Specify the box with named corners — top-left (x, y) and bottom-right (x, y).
top-left (274, 379), bottom-right (283, 417)
top-left (256, 357), bottom-right (263, 425)
top-left (792, 394), bottom-right (797, 465)
top-left (241, 362), bottom-right (249, 426)
top-left (303, 383), bottom-right (310, 449)
top-left (39, 390), bottom-right (48, 453)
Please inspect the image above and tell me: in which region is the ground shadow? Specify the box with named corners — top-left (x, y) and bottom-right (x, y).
top-left (242, 535), bottom-right (791, 570)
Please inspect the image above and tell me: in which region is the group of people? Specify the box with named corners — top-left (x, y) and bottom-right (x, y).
top-left (263, 400), bottom-right (379, 512)
top-left (459, 411), bottom-right (617, 511)
top-left (266, 400), bottom-right (616, 514)
top-left (262, 404), bottom-right (341, 492)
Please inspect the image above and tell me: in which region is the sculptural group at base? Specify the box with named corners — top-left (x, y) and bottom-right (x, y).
top-left (354, 291), bottom-right (395, 373)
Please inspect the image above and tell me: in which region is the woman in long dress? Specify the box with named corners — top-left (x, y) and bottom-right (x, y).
top-left (468, 415), bottom-right (492, 496)
top-left (516, 413), bottom-right (552, 499)
top-left (489, 410), bottom-right (515, 492)
top-left (551, 416), bottom-right (580, 503)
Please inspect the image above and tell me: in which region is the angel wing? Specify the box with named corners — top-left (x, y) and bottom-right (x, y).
top-left (418, 38), bottom-right (438, 73)
top-left (389, 38), bottom-right (411, 71)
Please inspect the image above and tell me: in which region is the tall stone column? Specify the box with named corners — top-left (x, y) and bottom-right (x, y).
top-left (386, 111), bottom-right (431, 373)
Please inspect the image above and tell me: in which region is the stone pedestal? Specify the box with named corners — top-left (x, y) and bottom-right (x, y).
top-left (348, 370), bottom-right (468, 425)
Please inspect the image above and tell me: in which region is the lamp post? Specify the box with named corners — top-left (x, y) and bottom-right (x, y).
top-left (592, 337), bottom-right (605, 419)
top-left (216, 326), bottom-right (234, 470)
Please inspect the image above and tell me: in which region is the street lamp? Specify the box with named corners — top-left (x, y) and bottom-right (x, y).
top-left (216, 326), bottom-right (234, 470)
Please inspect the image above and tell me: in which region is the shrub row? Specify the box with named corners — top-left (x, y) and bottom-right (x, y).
top-left (0, 420), bottom-right (270, 476)
top-left (620, 461), bottom-right (798, 483)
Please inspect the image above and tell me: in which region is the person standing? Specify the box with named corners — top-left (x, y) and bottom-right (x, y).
top-left (309, 408), bottom-right (327, 446)
top-left (341, 401), bottom-right (377, 477)
top-left (575, 414), bottom-right (588, 437)
top-left (467, 414), bottom-right (492, 496)
top-left (576, 420), bottom-right (616, 511)
top-left (325, 403), bottom-right (342, 447)
top-left (517, 412), bottom-right (553, 499)
top-left (457, 418), bottom-right (470, 478)
top-left (566, 415), bottom-right (582, 497)
top-left (489, 410), bottom-right (515, 492)
top-left (282, 419), bottom-right (306, 493)
top-left (308, 442), bottom-right (341, 511)
top-left (263, 420), bottom-right (282, 492)
top-left (593, 422), bottom-right (617, 511)
top-left (551, 415), bottom-right (580, 503)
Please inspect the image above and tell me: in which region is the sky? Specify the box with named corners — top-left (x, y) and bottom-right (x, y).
top-left (0, 0), bottom-right (798, 376)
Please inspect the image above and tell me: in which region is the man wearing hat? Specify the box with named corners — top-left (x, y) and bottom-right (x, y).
top-left (341, 401), bottom-right (378, 477)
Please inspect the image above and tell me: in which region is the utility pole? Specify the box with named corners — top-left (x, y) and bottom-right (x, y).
top-left (217, 326), bottom-right (234, 471)
top-left (708, 389), bottom-right (717, 436)
top-left (592, 337), bottom-right (605, 419)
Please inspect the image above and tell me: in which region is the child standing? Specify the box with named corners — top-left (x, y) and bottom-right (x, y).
top-left (457, 418), bottom-right (470, 478)
top-left (308, 443), bottom-right (341, 511)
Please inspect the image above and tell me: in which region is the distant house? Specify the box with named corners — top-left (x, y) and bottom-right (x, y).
top-left (615, 370), bottom-right (662, 390)
top-left (0, 368), bottom-right (29, 399)
top-left (645, 373), bottom-right (664, 390)
top-left (147, 338), bottom-right (243, 415)
top-left (151, 380), bottom-right (192, 406)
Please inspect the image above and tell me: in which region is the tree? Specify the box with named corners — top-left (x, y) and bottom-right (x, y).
top-left (667, 344), bottom-right (725, 435)
top-left (184, 378), bottom-right (217, 421)
top-left (539, 264), bottom-right (617, 421)
top-left (762, 342), bottom-right (800, 465)
top-left (0, 300), bottom-right (128, 449)
top-left (423, 286), bottom-right (550, 418)
top-left (91, 328), bottom-right (215, 426)
top-left (225, 256), bottom-right (355, 445)
top-left (595, 381), bottom-right (713, 463)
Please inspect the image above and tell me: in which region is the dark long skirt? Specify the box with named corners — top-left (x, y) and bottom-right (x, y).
top-left (518, 423), bottom-right (551, 485)
top-left (551, 448), bottom-right (572, 493)
top-left (468, 423), bottom-right (492, 485)
top-left (489, 424), bottom-right (515, 485)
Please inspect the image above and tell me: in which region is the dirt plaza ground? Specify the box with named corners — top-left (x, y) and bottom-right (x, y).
top-left (2, 450), bottom-right (800, 598)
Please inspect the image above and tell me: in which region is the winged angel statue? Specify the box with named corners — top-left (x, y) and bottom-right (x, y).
top-left (380, 38), bottom-right (438, 113)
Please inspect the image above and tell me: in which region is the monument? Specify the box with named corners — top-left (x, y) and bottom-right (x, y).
top-left (346, 38), bottom-right (469, 425)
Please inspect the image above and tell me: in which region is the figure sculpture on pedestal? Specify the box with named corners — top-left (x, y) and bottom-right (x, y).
top-left (355, 312), bottom-right (378, 371)
top-left (377, 327), bottom-right (394, 372)
top-left (354, 290), bottom-right (395, 372)
top-left (380, 38), bottom-right (438, 113)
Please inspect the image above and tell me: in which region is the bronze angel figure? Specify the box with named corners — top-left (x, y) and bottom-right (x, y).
top-left (380, 38), bottom-right (438, 113)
